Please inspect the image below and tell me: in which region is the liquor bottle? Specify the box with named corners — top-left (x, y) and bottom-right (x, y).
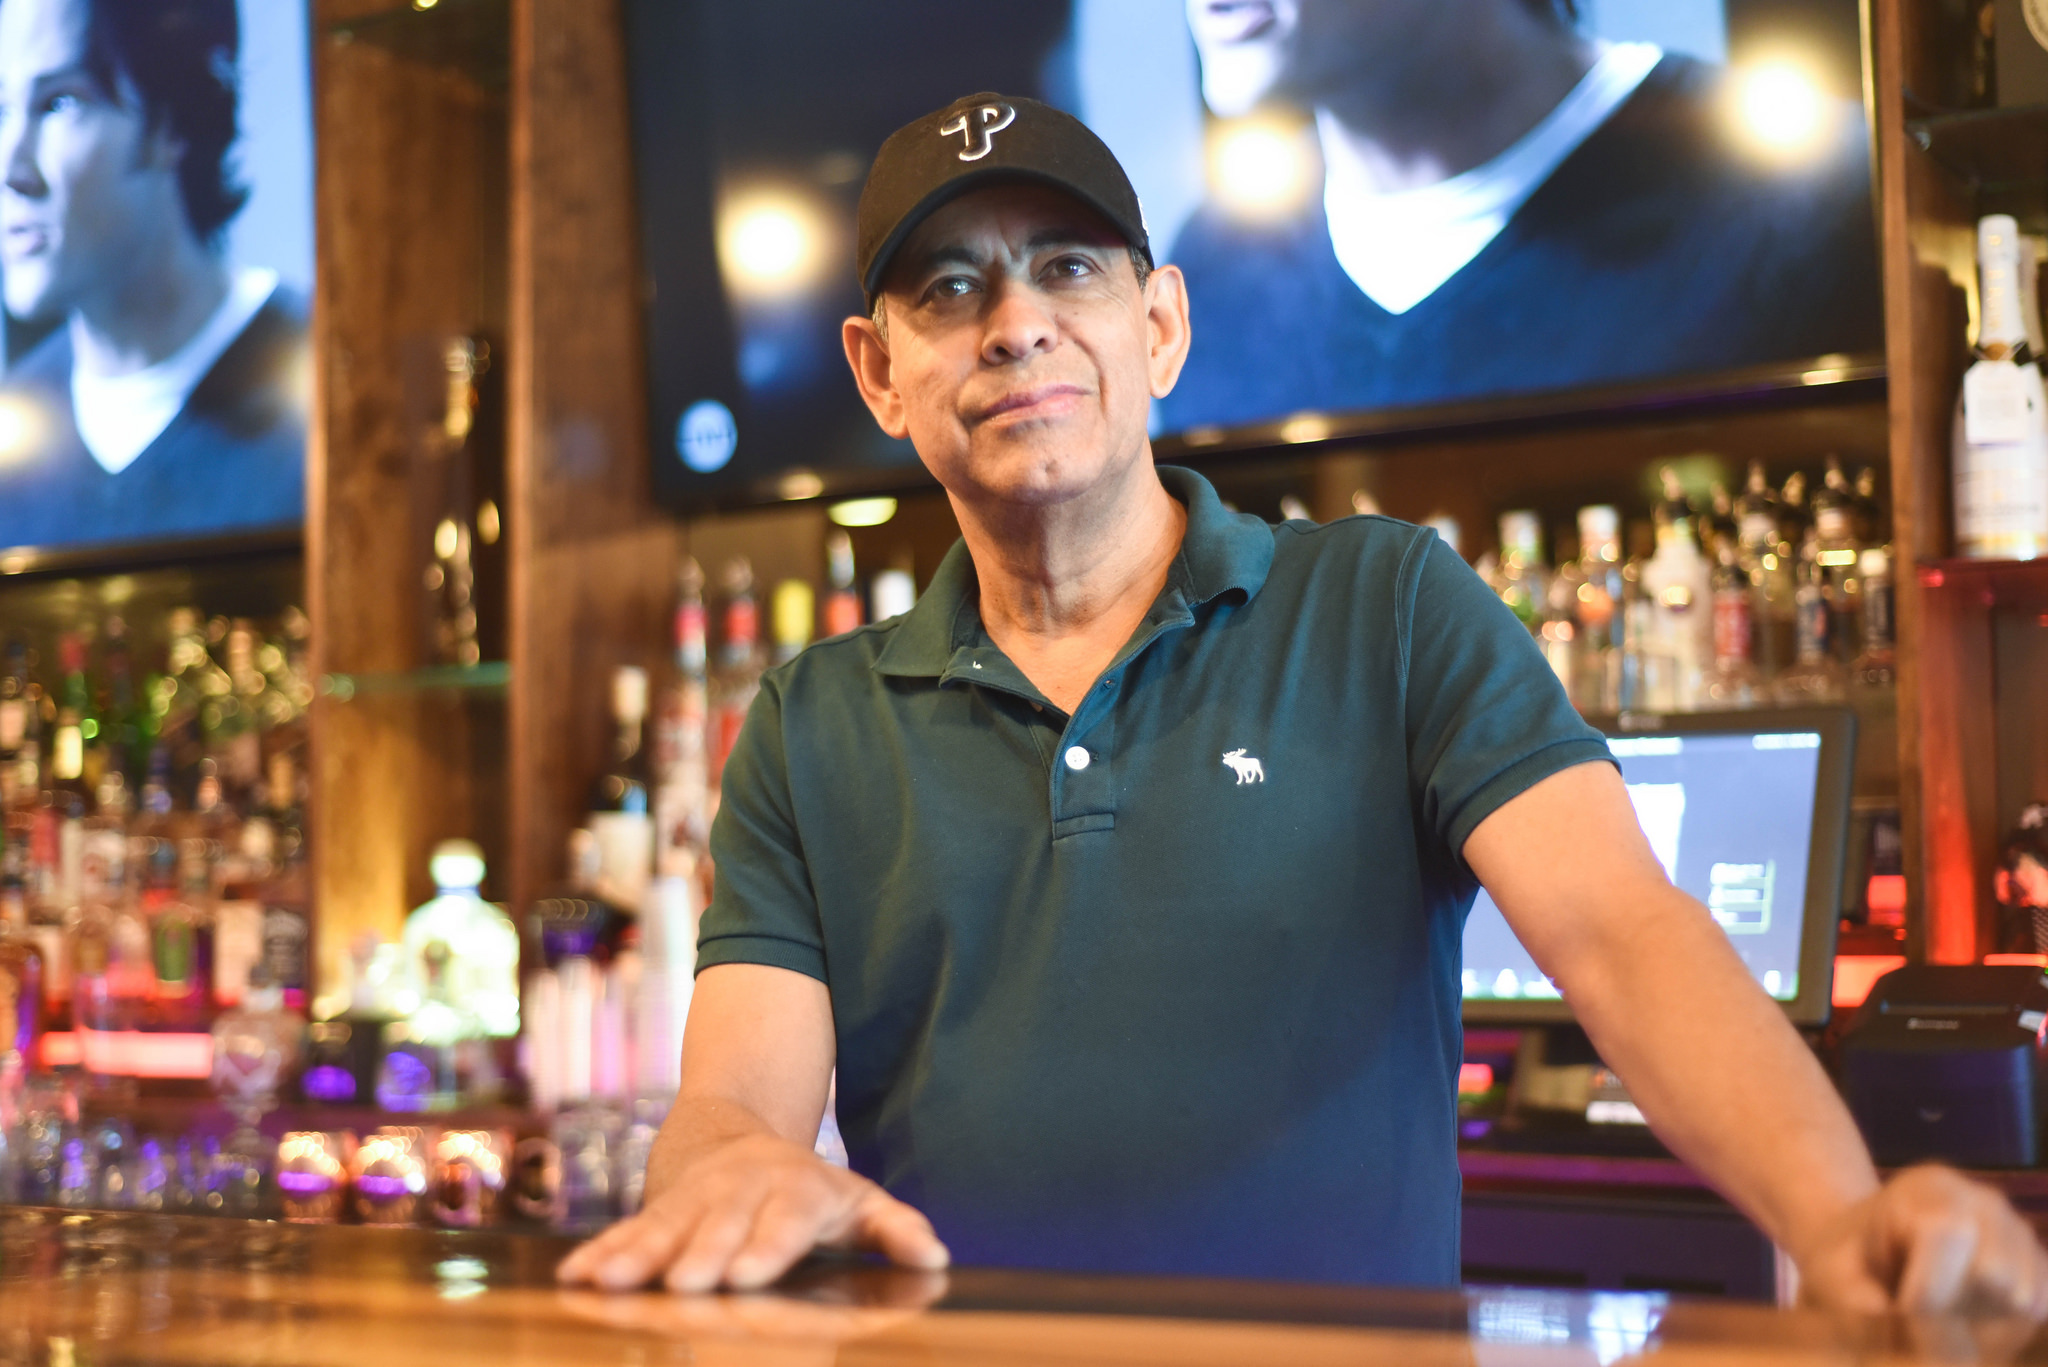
top-left (1735, 462), bottom-right (1794, 677)
top-left (1774, 533), bottom-right (1847, 703)
top-left (709, 559), bottom-right (763, 789)
top-left (1618, 520), bottom-right (1656, 712)
top-left (1852, 465), bottom-right (1885, 549)
top-left (148, 840), bottom-right (212, 1027)
top-left (1811, 462), bottom-right (1865, 662)
top-left (1538, 527), bottom-right (1579, 689)
top-left (822, 532), bottom-right (863, 638)
top-left (1562, 505), bottom-right (1626, 714)
top-left (0, 640), bottom-right (32, 812)
top-left (1704, 538), bottom-right (1761, 707)
top-left (208, 622), bottom-right (266, 808)
top-left (653, 561), bottom-right (710, 879)
top-left (770, 579), bottom-right (816, 667)
top-left (1954, 214), bottom-right (2048, 560)
top-left (1705, 481), bottom-right (1739, 558)
top-left (1853, 544), bottom-right (1898, 690)
top-left (160, 609), bottom-right (227, 794)
top-left (0, 828), bottom-right (44, 1066)
top-left (401, 840), bottom-right (520, 1042)
top-left (1490, 511), bottom-right (1549, 632)
top-left (210, 963), bottom-right (302, 1207)
top-left (589, 667), bottom-right (653, 914)
top-left (1778, 471), bottom-right (1813, 564)
top-left (1638, 469), bottom-right (1713, 711)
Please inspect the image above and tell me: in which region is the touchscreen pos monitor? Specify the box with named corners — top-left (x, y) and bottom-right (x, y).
top-left (1460, 707), bottom-right (1857, 1029)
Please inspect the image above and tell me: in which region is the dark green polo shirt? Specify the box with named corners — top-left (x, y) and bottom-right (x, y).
top-left (698, 465), bottom-right (1611, 1286)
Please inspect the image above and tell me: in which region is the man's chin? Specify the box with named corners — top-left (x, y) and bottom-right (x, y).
top-left (1, 281), bottom-right (61, 325)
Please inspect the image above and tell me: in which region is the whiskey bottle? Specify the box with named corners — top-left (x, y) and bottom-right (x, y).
top-left (589, 667), bottom-right (653, 914)
top-left (709, 559), bottom-right (762, 789)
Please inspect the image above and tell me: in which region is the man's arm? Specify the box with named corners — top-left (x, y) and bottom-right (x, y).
top-left (555, 963), bottom-right (949, 1292)
top-left (1465, 760), bottom-right (2048, 1316)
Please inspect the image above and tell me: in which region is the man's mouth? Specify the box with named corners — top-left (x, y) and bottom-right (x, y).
top-left (974, 384), bottom-right (1088, 424)
top-left (2, 223), bottom-right (51, 260)
top-left (1197, 0), bottom-right (1277, 44)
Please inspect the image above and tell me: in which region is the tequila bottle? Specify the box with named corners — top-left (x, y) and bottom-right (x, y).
top-left (401, 840), bottom-right (520, 1040)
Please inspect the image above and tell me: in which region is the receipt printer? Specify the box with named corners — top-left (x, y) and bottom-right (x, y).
top-left (1842, 965), bottom-right (2048, 1168)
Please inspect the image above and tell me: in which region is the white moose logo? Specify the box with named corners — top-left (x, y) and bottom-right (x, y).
top-left (1221, 749), bottom-right (1265, 785)
top-left (940, 102), bottom-right (1015, 161)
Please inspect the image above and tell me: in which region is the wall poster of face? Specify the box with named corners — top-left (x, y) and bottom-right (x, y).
top-left (0, 0), bottom-right (312, 559)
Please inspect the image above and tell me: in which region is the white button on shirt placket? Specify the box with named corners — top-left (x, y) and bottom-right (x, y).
top-left (1063, 746), bottom-right (1091, 772)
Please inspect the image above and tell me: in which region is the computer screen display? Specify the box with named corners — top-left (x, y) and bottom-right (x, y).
top-left (1462, 728), bottom-right (1827, 1009)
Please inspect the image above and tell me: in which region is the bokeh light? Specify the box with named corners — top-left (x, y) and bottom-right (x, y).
top-left (1206, 119), bottom-right (1316, 221)
top-left (1730, 60), bottom-right (1836, 160)
top-left (718, 188), bottom-right (830, 300)
top-left (827, 496), bottom-right (898, 528)
top-left (0, 395), bottom-right (46, 467)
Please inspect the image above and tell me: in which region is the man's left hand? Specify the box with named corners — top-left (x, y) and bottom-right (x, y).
top-left (1794, 1165), bottom-right (2048, 1317)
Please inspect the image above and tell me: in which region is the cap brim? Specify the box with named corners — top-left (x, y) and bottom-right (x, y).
top-left (862, 168), bottom-right (1149, 307)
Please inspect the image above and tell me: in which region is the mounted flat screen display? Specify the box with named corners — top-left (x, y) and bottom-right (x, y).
top-left (0, 0), bottom-right (313, 562)
top-left (625, 0), bottom-right (1880, 507)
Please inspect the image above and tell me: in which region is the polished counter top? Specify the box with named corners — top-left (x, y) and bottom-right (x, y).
top-left (0, 1207), bottom-right (2043, 1366)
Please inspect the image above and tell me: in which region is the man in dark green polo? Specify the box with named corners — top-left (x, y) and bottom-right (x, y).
top-left (561, 94), bottom-right (2048, 1311)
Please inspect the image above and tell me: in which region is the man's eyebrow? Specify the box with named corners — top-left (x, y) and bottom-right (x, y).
top-left (1022, 228), bottom-right (1116, 253)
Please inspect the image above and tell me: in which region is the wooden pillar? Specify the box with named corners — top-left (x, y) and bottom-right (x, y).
top-left (507, 0), bottom-right (677, 917)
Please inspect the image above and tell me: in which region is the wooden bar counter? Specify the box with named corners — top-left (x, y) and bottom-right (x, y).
top-left (1, 1208), bottom-right (2044, 1365)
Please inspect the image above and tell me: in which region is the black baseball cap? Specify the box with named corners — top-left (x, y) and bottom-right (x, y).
top-left (856, 92), bottom-right (1151, 309)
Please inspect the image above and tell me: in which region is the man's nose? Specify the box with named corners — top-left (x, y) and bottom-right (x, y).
top-left (979, 278), bottom-right (1059, 364)
top-left (1, 112), bottom-right (45, 198)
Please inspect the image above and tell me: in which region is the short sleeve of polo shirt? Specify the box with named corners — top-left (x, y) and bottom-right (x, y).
top-left (694, 675), bottom-right (829, 982)
top-left (1401, 530), bottom-right (1615, 863)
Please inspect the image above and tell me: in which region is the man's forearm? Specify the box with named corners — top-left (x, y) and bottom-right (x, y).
top-left (1563, 884), bottom-right (1879, 1255)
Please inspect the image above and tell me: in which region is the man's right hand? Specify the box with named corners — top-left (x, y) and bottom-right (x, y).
top-left (554, 1132), bottom-right (950, 1293)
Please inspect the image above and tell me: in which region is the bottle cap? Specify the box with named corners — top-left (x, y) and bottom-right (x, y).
top-left (430, 839), bottom-right (486, 892)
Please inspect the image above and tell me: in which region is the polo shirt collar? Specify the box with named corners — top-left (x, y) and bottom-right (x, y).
top-left (872, 465), bottom-right (1274, 679)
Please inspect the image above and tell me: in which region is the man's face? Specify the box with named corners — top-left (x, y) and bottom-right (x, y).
top-left (0, 0), bottom-right (175, 321)
top-left (1185, 0), bottom-right (1415, 116)
top-left (845, 183), bottom-right (1188, 511)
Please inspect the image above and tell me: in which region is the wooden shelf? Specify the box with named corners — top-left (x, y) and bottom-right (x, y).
top-left (1906, 104), bottom-right (2048, 227)
top-left (320, 662), bottom-right (511, 699)
top-left (328, 0), bottom-right (509, 92)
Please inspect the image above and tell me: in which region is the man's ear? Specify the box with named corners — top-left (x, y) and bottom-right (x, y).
top-left (1143, 264), bottom-right (1192, 400)
top-left (842, 311), bottom-right (909, 439)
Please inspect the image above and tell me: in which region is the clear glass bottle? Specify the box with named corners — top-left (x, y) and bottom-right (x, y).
top-left (653, 560), bottom-right (711, 881)
top-left (589, 667), bottom-right (652, 913)
top-left (1735, 461), bottom-right (1793, 679)
top-left (1774, 533), bottom-right (1847, 703)
top-left (1853, 545), bottom-right (1898, 690)
top-left (400, 840), bottom-right (520, 1041)
top-left (1705, 538), bottom-right (1761, 707)
top-left (1954, 214), bottom-right (2048, 560)
top-left (1812, 458), bottom-right (1865, 661)
top-left (1490, 511), bottom-right (1549, 633)
top-left (1639, 469), bottom-right (1713, 711)
top-left (1563, 505), bottom-right (1625, 714)
top-left (709, 558), bottom-right (763, 789)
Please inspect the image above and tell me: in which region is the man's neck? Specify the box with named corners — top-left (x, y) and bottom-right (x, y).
top-left (1314, 12), bottom-right (1597, 194)
top-left (953, 454), bottom-right (1186, 713)
top-left (69, 231), bottom-right (231, 379)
